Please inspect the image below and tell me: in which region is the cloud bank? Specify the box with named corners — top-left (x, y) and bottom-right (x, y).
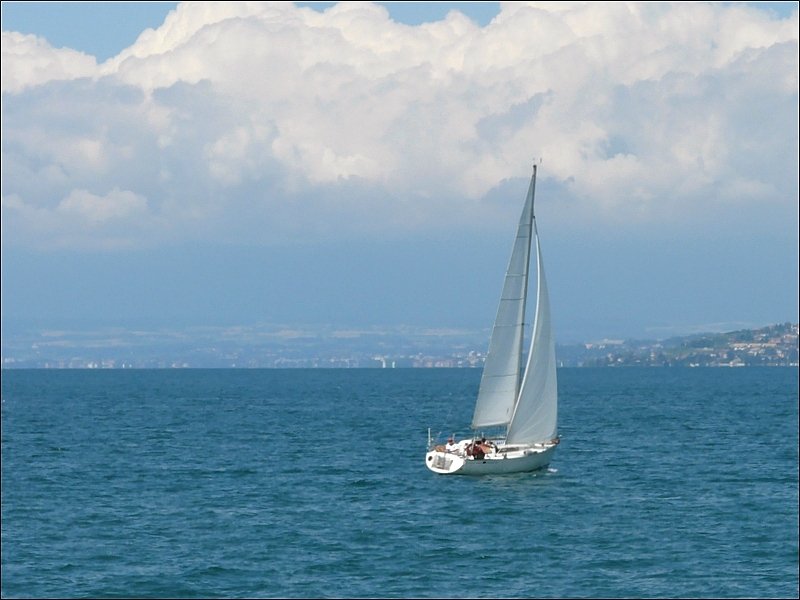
top-left (2, 1), bottom-right (798, 249)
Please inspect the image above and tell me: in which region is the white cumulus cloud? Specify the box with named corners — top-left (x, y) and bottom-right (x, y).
top-left (57, 188), bottom-right (149, 224)
top-left (3, 187), bottom-right (156, 249)
top-left (1, 31), bottom-right (97, 93)
top-left (1, 1), bottom-right (797, 249)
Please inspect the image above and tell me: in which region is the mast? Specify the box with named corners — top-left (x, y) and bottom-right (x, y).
top-left (518, 163), bottom-right (537, 397)
top-left (506, 162), bottom-right (536, 434)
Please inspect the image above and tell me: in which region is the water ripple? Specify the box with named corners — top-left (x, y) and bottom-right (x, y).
top-left (2, 368), bottom-right (797, 598)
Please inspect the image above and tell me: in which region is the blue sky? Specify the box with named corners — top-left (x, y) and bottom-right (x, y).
top-left (1, 1), bottom-right (798, 344)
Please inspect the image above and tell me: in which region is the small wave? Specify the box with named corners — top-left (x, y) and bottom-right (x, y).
top-left (228, 468), bottom-right (258, 477)
top-left (348, 478), bottom-right (378, 489)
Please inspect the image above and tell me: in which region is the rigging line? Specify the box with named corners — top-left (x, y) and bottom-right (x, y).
top-left (434, 399), bottom-right (458, 443)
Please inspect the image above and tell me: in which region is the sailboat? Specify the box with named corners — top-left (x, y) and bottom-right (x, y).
top-left (425, 164), bottom-right (559, 475)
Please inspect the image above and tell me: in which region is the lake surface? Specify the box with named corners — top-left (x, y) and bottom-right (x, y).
top-left (2, 368), bottom-right (798, 598)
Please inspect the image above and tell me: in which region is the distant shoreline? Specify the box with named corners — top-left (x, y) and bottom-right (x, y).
top-left (2, 322), bottom-right (797, 370)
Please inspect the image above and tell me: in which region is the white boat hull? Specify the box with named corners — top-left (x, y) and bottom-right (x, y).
top-left (425, 444), bottom-right (556, 475)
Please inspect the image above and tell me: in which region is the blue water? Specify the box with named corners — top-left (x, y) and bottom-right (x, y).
top-left (2, 368), bottom-right (798, 598)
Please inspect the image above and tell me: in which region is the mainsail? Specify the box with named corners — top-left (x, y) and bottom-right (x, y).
top-left (471, 165), bottom-right (558, 444)
top-left (471, 172), bottom-right (535, 429)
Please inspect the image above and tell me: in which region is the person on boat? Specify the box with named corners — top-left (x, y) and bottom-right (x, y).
top-left (471, 441), bottom-right (485, 460)
top-left (477, 437), bottom-right (495, 454)
top-left (445, 437), bottom-right (458, 453)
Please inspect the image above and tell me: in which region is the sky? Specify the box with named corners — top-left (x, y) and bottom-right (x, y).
top-left (1, 1), bottom-right (798, 344)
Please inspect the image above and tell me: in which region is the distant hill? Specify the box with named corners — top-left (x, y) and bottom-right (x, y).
top-left (557, 322), bottom-right (799, 367)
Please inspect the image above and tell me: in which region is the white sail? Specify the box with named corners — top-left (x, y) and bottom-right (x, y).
top-left (471, 175), bottom-right (535, 429)
top-left (506, 224), bottom-right (558, 445)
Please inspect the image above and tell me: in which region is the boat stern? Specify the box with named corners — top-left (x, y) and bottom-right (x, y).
top-left (425, 450), bottom-right (466, 474)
